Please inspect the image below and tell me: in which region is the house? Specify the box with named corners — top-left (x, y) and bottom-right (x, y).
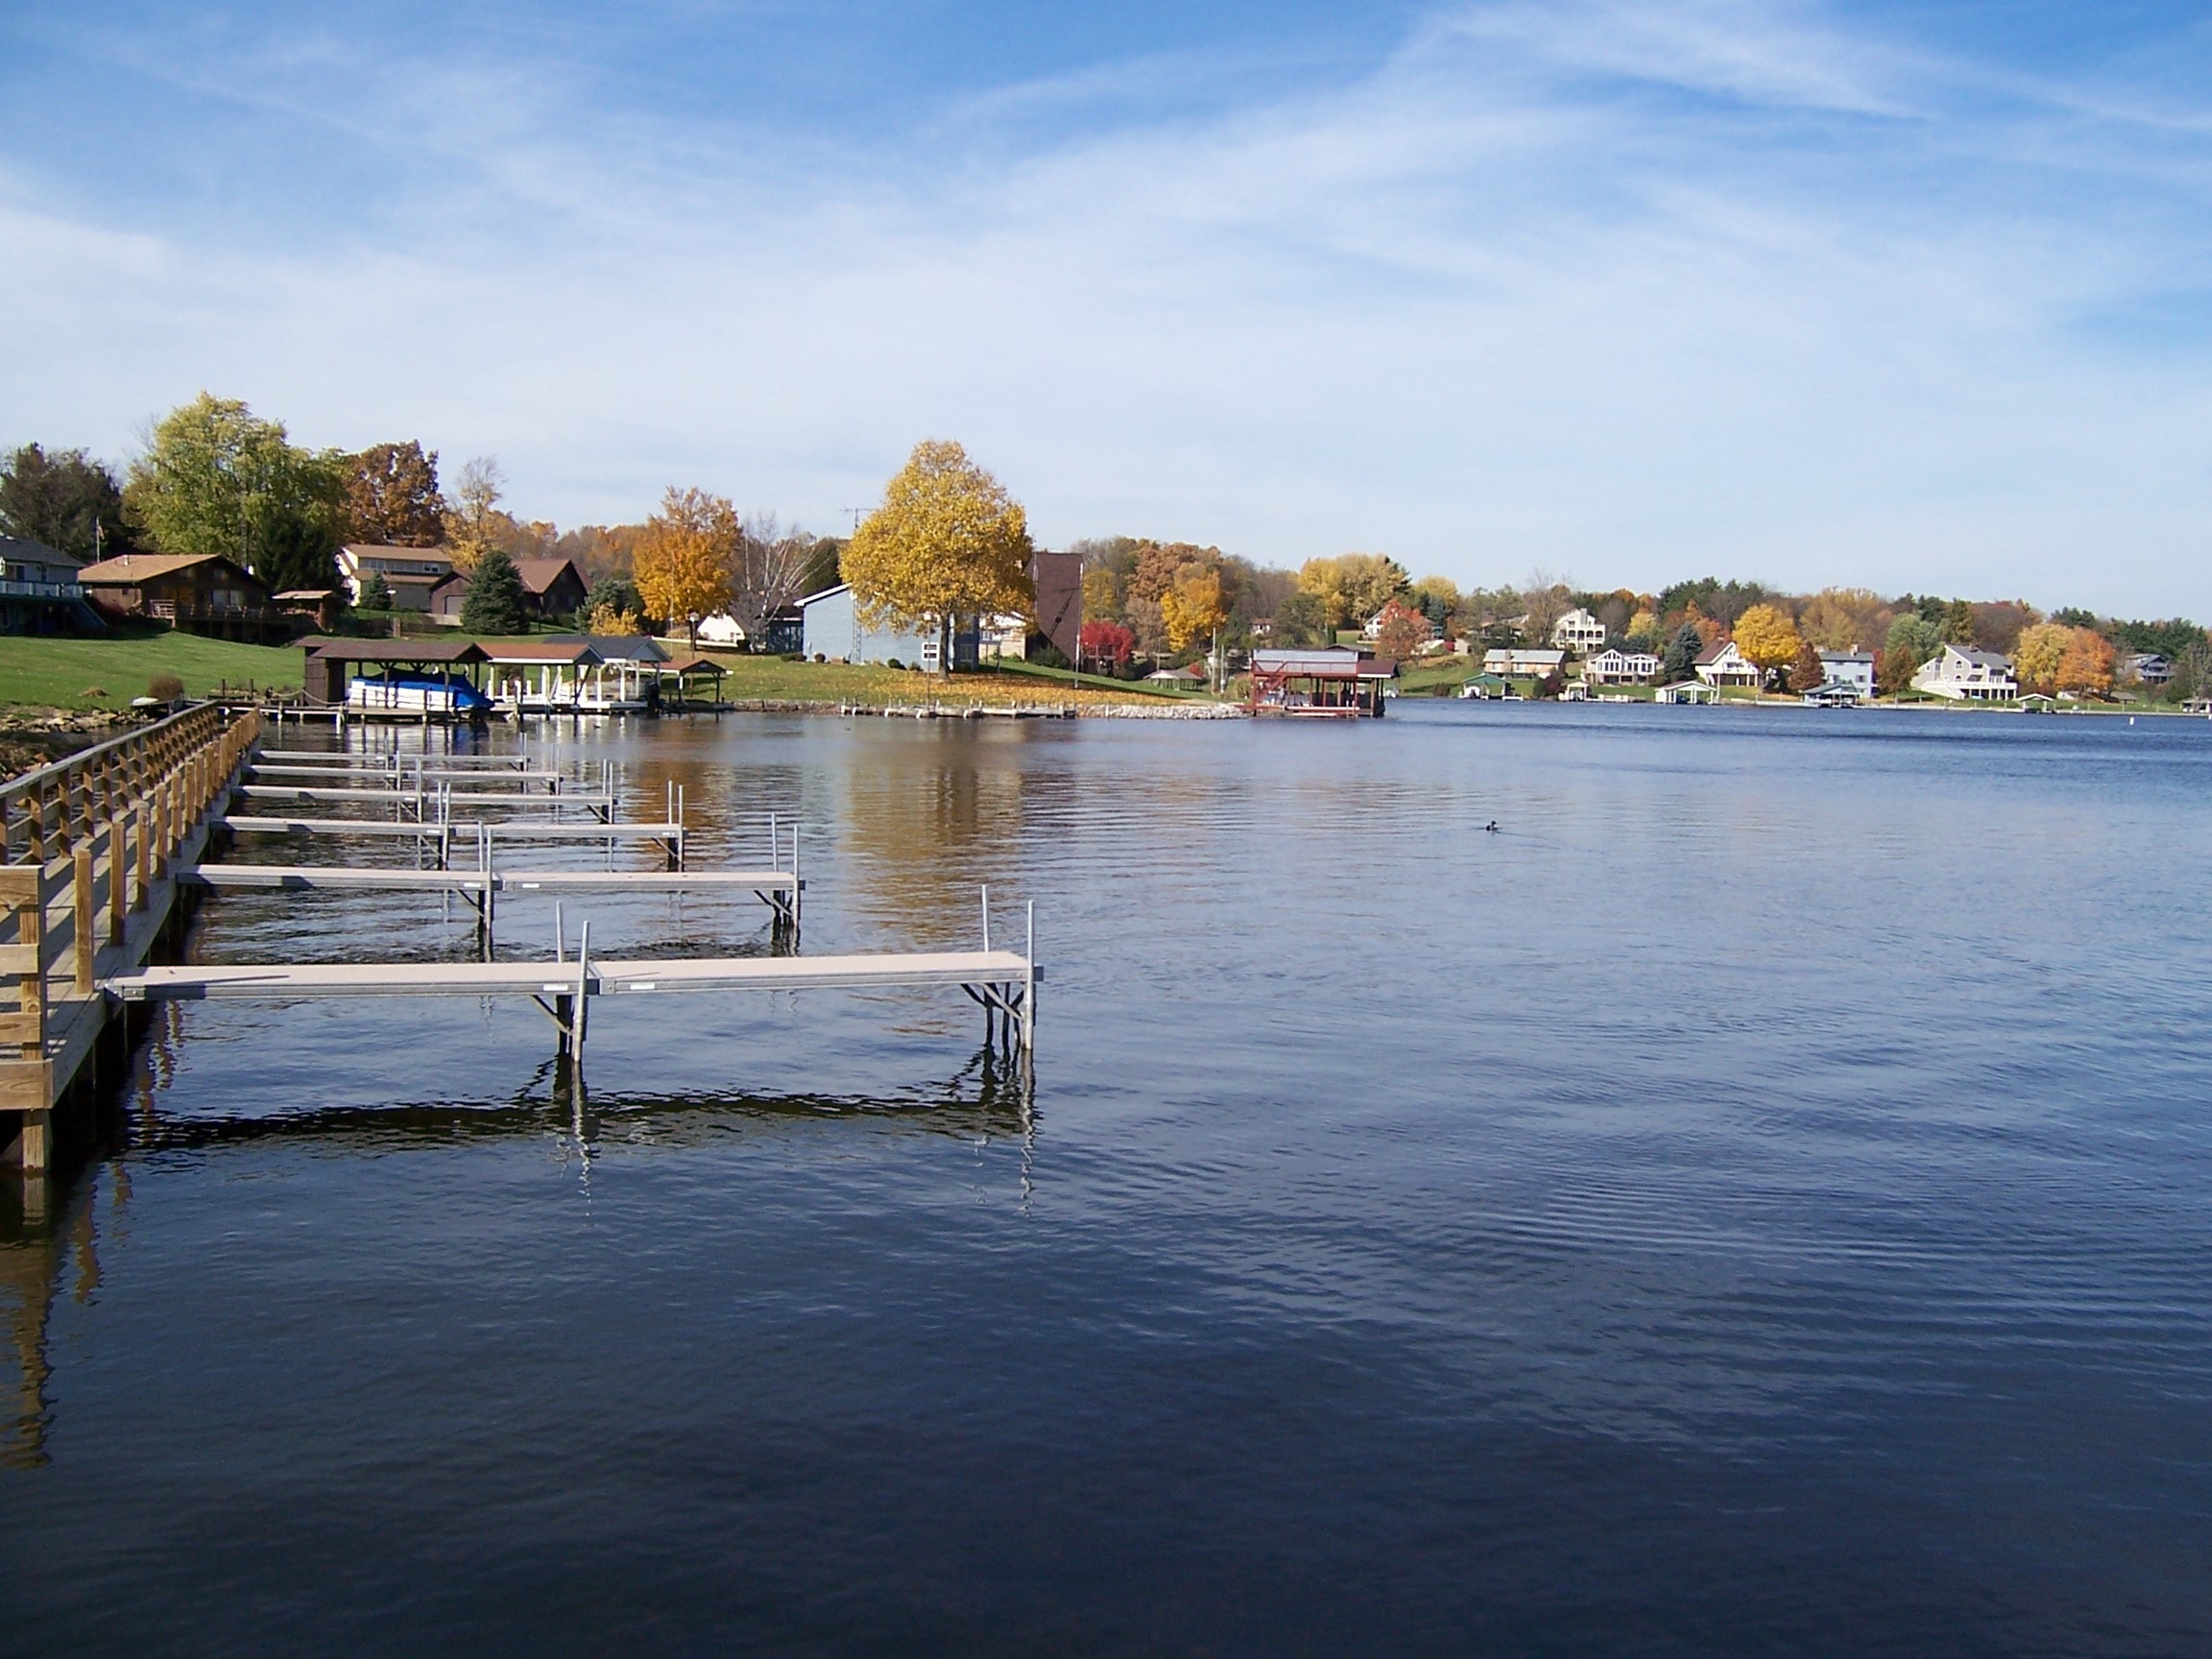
top-left (798, 583), bottom-right (978, 669)
top-left (981, 614), bottom-right (1028, 661)
top-left (2123, 653), bottom-right (2173, 685)
top-left (77, 552), bottom-right (278, 639)
top-left (426, 556), bottom-right (589, 625)
top-left (1694, 639), bottom-right (1761, 687)
top-left (339, 543), bottom-right (455, 611)
top-left (0, 536), bottom-right (93, 635)
top-left (1816, 650), bottom-right (1877, 700)
top-left (1481, 648), bottom-right (1567, 680)
top-left (1585, 647), bottom-right (1661, 685)
top-left (514, 559), bottom-right (589, 620)
top-left (1143, 664), bottom-right (1208, 686)
top-left (1551, 608), bottom-right (1608, 654)
top-left (1912, 644), bottom-right (2017, 701)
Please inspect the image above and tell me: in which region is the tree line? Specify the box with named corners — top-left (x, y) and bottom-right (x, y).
top-left (8, 394), bottom-right (2200, 685)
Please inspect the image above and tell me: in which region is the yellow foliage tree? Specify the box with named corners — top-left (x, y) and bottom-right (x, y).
top-left (2056, 627), bottom-right (2114, 694)
top-left (1408, 574), bottom-right (1461, 615)
top-left (843, 440), bottom-right (1034, 672)
top-left (1797, 588), bottom-right (1893, 652)
top-left (1297, 553), bottom-right (1407, 634)
top-left (586, 600), bottom-right (641, 637)
top-left (635, 486), bottom-right (737, 649)
top-left (1161, 568), bottom-right (1226, 654)
top-left (1082, 565), bottom-right (1121, 622)
top-left (2011, 622), bottom-right (2071, 691)
top-left (1732, 603), bottom-right (1802, 686)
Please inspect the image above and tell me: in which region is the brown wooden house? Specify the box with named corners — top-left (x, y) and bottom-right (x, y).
top-left (76, 553), bottom-right (281, 640)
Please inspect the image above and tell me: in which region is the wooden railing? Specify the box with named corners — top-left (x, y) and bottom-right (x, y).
top-left (0, 706), bottom-right (261, 1092)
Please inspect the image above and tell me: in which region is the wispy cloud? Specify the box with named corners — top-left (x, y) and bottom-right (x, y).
top-left (2, 0), bottom-right (2208, 610)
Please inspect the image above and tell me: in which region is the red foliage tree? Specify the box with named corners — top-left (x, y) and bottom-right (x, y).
top-left (1079, 619), bottom-right (1135, 672)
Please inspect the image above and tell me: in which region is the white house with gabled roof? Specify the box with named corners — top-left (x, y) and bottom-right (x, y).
top-left (1912, 644), bottom-right (2016, 701)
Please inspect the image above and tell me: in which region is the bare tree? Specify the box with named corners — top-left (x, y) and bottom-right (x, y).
top-left (1518, 567), bottom-right (1575, 646)
top-left (728, 513), bottom-right (821, 652)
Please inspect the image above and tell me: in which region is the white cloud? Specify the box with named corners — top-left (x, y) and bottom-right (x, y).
top-left (2, 0), bottom-right (2208, 611)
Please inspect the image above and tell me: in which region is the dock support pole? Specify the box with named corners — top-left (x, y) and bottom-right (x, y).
top-left (1022, 901), bottom-right (1037, 1084)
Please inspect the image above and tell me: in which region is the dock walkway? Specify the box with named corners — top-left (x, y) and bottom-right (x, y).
top-left (2, 711), bottom-right (1033, 1180)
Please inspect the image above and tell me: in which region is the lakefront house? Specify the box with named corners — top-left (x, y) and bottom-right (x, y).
top-left (1551, 608), bottom-right (1609, 654)
top-left (1912, 644), bottom-right (2017, 701)
top-left (1585, 647), bottom-right (1661, 685)
top-left (1694, 639), bottom-right (1761, 687)
top-left (1817, 650), bottom-right (1877, 700)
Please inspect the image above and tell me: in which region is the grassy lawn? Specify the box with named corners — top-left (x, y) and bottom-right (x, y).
top-left (700, 653), bottom-right (1214, 709)
top-left (0, 629), bottom-right (305, 710)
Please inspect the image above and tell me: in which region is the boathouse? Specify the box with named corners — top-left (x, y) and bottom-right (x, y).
top-left (1247, 648), bottom-right (1395, 717)
top-left (301, 638), bottom-right (490, 707)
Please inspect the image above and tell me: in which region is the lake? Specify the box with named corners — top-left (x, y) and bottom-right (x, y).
top-left (2, 702), bottom-right (2208, 1654)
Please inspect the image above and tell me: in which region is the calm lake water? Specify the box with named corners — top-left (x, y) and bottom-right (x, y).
top-left (2, 702), bottom-right (2208, 1654)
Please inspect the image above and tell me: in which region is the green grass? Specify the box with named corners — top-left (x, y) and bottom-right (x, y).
top-left (699, 653), bottom-right (1209, 708)
top-left (0, 629), bottom-right (305, 710)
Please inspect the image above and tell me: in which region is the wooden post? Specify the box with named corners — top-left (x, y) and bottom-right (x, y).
top-left (109, 815), bottom-right (128, 938)
top-left (134, 806), bottom-right (150, 906)
top-left (72, 846), bottom-right (94, 997)
top-left (0, 867), bottom-right (43, 1062)
top-left (16, 1112), bottom-right (50, 1176)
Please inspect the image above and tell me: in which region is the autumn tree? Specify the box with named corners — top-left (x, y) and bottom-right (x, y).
top-left (123, 393), bottom-right (345, 592)
top-left (1788, 638), bottom-right (1827, 693)
top-left (1878, 643), bottom-right (1921, 697)
top-left (1079, 619), bottom-right (1134, 673)
top-left (2055, 627), bottom-right (2115, 695)
top-left (1162, 567), bottom-right (1226, 654)
top-left (460, 547), bottom-right (527, 633)
top-left (1797, 588), bottom-right (1892, 652)
top-left (842, 441), bottom-right (1034, 672)
top-left (1081, 565), bottom-right (1122, 622)
top-left (0, 444), bottom-right (132, 561)
top-left (1732, 603), bottom-right (1802, 688)
top-left (1373, 598), bottom-right (1431, 661)
top-left (344, 441), bottom-right (445, 545)
top-left (443, 456), bottom-right (506, 573)
top-left (635, 486), bottom-right (738, 650)
top-left (1941, 598), bottom-right (1976, 644)
top-left (1296, 553), bottom-right (1407, 635)
top-left (2010, 622), bottom-right (2071, 692)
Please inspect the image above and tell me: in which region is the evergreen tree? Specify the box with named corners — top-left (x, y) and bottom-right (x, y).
top-left (359, 571), bottom-right (395, 610)
top-left (461, 547), bottom-right (527, 633)
top-left (1663, 621), bottom-right (1703, 683)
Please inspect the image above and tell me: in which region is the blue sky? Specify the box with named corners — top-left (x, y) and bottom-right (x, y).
top-left (3, 1), bottom-right (2208, 612)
